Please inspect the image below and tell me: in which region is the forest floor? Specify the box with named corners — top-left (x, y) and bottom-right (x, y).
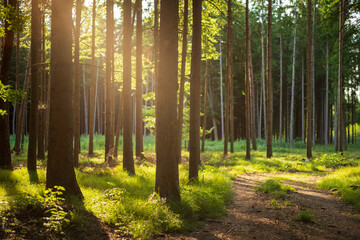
top-left (157, 172), bottom-right (360, 240)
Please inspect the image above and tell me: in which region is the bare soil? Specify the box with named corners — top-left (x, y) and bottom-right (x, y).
top-left (160, 172), bottom-right (360, 240)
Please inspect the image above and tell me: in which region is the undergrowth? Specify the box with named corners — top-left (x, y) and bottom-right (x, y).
top-left (255, 179), bottom-right (295, 198)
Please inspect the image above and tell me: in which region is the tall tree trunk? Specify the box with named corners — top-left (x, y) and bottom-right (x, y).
top-left (115, 93), bottom-right (122, 158)
top-left (261, 0), bottom-right (266, 141)
top-left (37, 7), bottom-right (45, 160)
top-left (219, 34), bottom-right (224, 140)
top-left (47, 0), bottom-right (82, 196)
top-left (258, 82), bottom-right (262, 138)
top-left (14, 14), bottom-right (20, 138)
top-left (201, 59), bottom-right (209, 153)
top-left (290, 6), bottom-right (297, 147)
top-left (123, 0), bottom-right (135, 173)
top-left (28, 0), bottom-right (40, 171)
top-left (245, 0), bottom-right (250, 160)
top-left (312, 2), bottom-right (316, 148)
top-left (154, 0), bottom-right (180, 200)
top-left (89, 0), bottom-right (96, 155)
top-left (228, 0), bottom-right (234, 153)
top-left (73, 0), bottom-right (82, 167)
top-left (279, 32), bottom-right (283, 146)
top-left (154, 0), bottom-right (159, 110)
top-left (337, 0), bottom-right (344, 153)
top-left (224, 21), bottom-right (229, 154)
top-left (324, 36), bottom-right (329, 147)
top-left (105, 0), bottom-right (115, 165)
top-left (306, 0), bottom-right (313, 159)
top-left (83, 64), bottom-right (88, 135)
top-left (301, 54), bottom-right (304, 142)
top-left (135, 0), bottom-right (144, 159)
top-left (189, 0), bottom-right (202, 180)
top-left (266, 0), bottom-right (273, 158)
top-left (249, 41), bottom-right (257, 150)
top-left (0, 0), bottom-right (16, 169)
top-left (177, 0), bottom-right (188, 162)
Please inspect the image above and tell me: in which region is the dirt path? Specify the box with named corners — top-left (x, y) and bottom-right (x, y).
top-left (160, 173), bottom-right (360, 240)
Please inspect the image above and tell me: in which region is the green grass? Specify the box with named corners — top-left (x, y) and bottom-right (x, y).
top-left (295, 209), bottom-right (315, 223)
top-left (255, 179), bottom-right (295, 198)
top-left (4, 134), bottom-right (360, 238)
top-left (318, 166), bottom-right (360, 210)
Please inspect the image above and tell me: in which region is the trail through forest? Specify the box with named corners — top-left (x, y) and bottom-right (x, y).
top-left (160, 173), bottom-right (360, 240)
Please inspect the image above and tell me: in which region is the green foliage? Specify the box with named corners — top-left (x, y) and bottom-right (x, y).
top-left (295, 210), bottom-right (315, 223)
top-left (0, 82), bottom-right (26, 115)
top-left (271, 199), bottom-right (281, 209)
top-left (318, 166), bottom-right (360, 210)
top-left (255, 179), bottom-right (295, 198)
top-left (314, 153), bottom-right (354, 169)
top-left (42, 186), bottom-right (69, 234)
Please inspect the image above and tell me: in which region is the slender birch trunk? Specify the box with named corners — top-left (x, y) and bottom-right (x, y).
top-left (201, 59), bottom-right (209, 152)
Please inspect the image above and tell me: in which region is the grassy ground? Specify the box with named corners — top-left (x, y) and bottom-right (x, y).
top-left (1, 135), bottom-right (359, 239)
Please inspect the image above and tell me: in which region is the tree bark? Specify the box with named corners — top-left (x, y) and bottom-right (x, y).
top-left (0, 0), bottom-right (16, 169)
top-left (47, 0), bottom-right (82, 196)
top-left (73, 0), bottom-right (82, 167)
top-left (337, 0), bottom-right (344, 153)
top-left (279, 32), bottom-right (283, 146)
top-left (312, 1), bottom-right (316, 148)
top-left (290, 7), bottom-right (297, 147)
top-left (89, 0), bottom-right (96, 155)
top-left (83, 64), bottom-right (88, 135)
top-left (154, 0), bottom-right (180, 200)
top-left (249, 28), bottom-right (257, 151)
top-left (28, 0), bottom-right (41, 171)
top-left (245, 0), bottom-right (250, 160)
top-left (266, 0), bottom-right (273, 158)
top-left (219, 34), bottom-right (224, 141)
top-left (324, 36), bottom-right (329, 147)
top-left (306, 0), bottom-right (313, 159)
top-left (189, 0), bottom-right (202, 180)
top-left (135, 0), bottom-right (144, 159)
top-left (201, 59), bottom-right (209, 153)
top-left (177, 0), bottom-right (188, 162)
top-left (261, 0), bottom-right (266, 141)
top-left (228, 0), bottom-right (234, 153)
top-left (301, 55), bottom-right (304, 142)
top-left (123, 0), bottom-right (135, 173)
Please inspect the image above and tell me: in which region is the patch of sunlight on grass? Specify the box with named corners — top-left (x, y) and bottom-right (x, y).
top-left (318, 166), bottom-right (360, 210)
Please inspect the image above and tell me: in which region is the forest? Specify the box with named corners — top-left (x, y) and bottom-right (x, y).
top-left (0, 0), bottom-right (360, 239)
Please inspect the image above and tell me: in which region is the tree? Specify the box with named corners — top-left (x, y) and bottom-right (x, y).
top-left (123, 0), bottom-right (135, 173)
top-left (28, 0), bottom-right (41, 171)
top-left (46, 0), bottom-right (82, 195)
top-left (0, 0), bottom-right (17, 169)
top-left (136, 0), bottom-right (144, 159)
top-left (306, 0), bottom-right (313, 159)
top-left (228, 0), bottom-right (234, 153)
top-left (89, 0), bottom-right (96, 156)
top-left (289, 5), bottom-right (297, 147)
top-left (73, 0), bottom-right (82, 167)
top-left (266, 0), bottom-right (272, 158)
top-left (154, 0), bottom-right (180, 200)
top-left (177, 0), bottom-right (188, 162)
top-left (245, 0), bottom-right (250, 160)
top-left (324, 36), bottom-right (329, 147)
top-left (189, 0), bottom-right (202, 180)
top-left (337, 0), bottom-right (344, 153)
